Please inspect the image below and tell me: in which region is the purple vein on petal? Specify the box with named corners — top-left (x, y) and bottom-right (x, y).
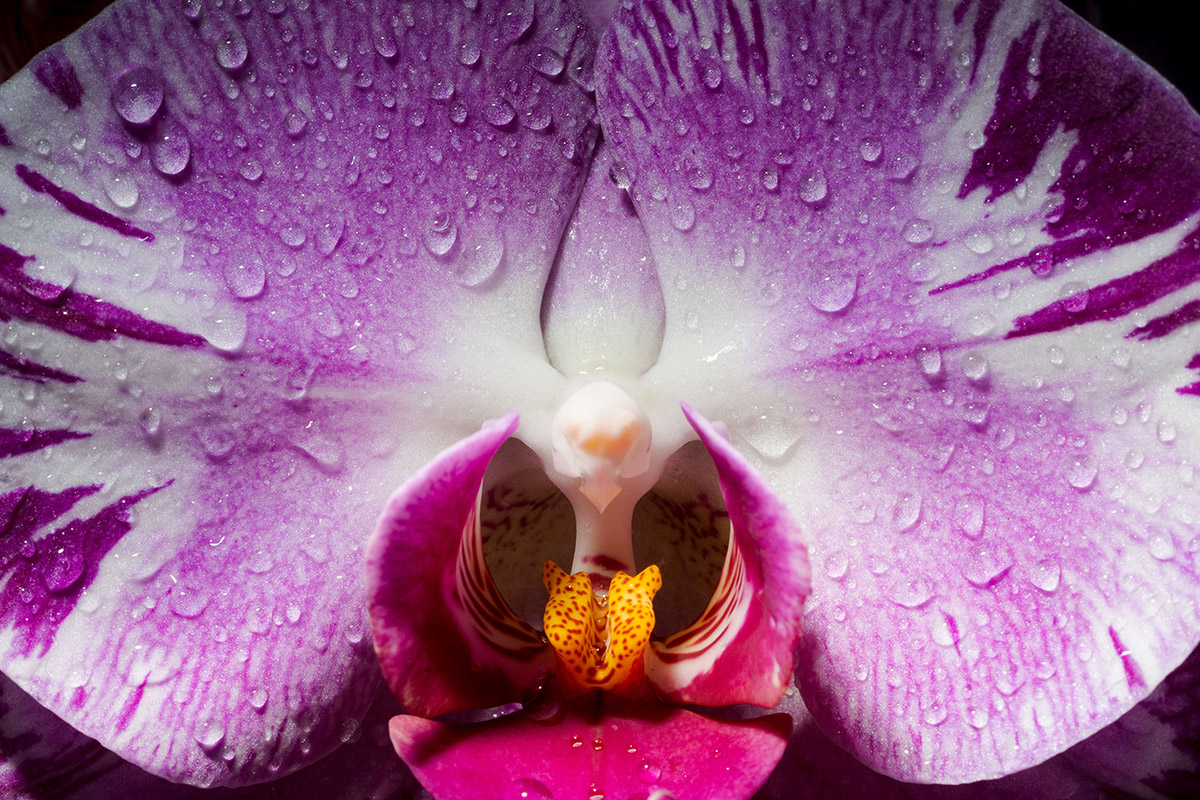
top-left (15, 164), bottom-right (155, 241)
top-left (0, 429), bottom-right (91, 459)
top-left (0, 349), bottom-right (83, 384)
top-left (30, 47), bottom-right (84, 109)
top-left (1005, 228), bottom-right (1200, 340)
top-left (0, 122), bottom-right (12, 146)
top-left (0, 243), bottom-right (204, 347)
top-left (0, 484), bottom-right (166, 658)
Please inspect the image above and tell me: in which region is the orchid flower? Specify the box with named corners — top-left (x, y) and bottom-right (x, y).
top-left (2, 0), bottom-right (1200, 798)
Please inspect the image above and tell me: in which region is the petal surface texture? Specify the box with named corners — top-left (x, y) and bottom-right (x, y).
top-left (645, 403), bottom-right (811, 707)
top-left (0, 0), bottom-right (595, 785)
top-left (389, 699), bottom-right (790, 800)
top-left (598, 0), bottom-right (1200, 783)
top-left (365, 414), bottom-right (552, 717)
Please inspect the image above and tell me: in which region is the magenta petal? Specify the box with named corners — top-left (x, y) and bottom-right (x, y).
top-left (391, 698), bottom-right (789, 800)
top-left (1, 0), bottom-right (595, 786)
top-left (645, 404), bottom-right (810, 708)
top-left (366, 414), bottom-right (552, 718)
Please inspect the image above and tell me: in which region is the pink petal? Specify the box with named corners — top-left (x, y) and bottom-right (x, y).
top-left (391, 697), bottom-right (790, 800)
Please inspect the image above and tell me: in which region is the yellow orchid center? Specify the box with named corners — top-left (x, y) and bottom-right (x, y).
top-left (541, 560), bottom-right (662, 694)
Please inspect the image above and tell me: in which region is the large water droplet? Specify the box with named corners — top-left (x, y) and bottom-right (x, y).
top-left (860, 137), bottom-right (882, 162)
top-left (485, 96), bottom-right (516, 126)
top-left (112, 67), bottom-right (163, 124)
top-left (808, 269), bottom-right (857, 313)
top-left (195, 717), bottom-right (226, 750)
top-left (903, 218), bottom-right (934, 244)
top-left (223, 259), bottom-right (266, 299)
top-left (669, 201), bottom-right (695, 231)
top-left (215, 29), bottom-right (249, 70)
top-left (1028, 559), bottom-right (1061, 593)
top-left (532, 48), bottom-right (565, 77)
top-left (504, 779), bottom-right (553, 800)
top-left (104, 172), bottom-right (140, 208)
top-left (150, 118), bottom-right (191, 175)
top-left (961, 543), bottom-right (1012, 587)
top-left (953, 494), bottom-right (986, 539)
top-left (200, 312), bottom-right (248, 352)
top-left (23, 261), bottom-right (77, 302)
top-left (885, 573), bottom-right (935, 608)
top-left (169, 583), bottom-right (211, 618)
top-left (424, 214), bottom-right (458, 256)
top-left (824, 550), bottom-right (849, 579)
top-left (892, 492), bottom-right (922, 531)
top-left (43, 549), bottom-right (84, 591)
top-left (798, 167), bottom-right (828, 203)
top-left (913, 343), bottom-right (942, 377)
top-left (1066, 456), bottom-right (1097, 489)
top-left (458, 237), bottom-right (504, 285)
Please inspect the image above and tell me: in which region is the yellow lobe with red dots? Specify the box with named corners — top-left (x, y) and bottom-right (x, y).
top-left (542, 561), bottom-right (662, 694)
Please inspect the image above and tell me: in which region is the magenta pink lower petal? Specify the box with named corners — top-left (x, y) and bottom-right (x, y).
top-left (391, 698), bottom-right (789, 800)
top-left (366, 414), bottom-right (552, 718)
top-left (645, 404), bottom-right (810, 708)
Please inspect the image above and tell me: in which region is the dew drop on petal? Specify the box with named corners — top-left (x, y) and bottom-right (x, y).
top-left (892, 492), bottom-right (922, 531)
top-left (424, 217), bottom-right (458, 256)
top-left (104, 172), bottom-right (139, 208)
top-left (457, 237), bottom-right (504, 285)
top-left (1066, 456), bottom-right (1097, 490)
top-left (223, 259), bottom-right (266, 299)
top-left (239, 158), bottom-right (263, 181)
top-left (112, 67), bottom-right (163, 124)
top-left (913, 343), bottom-right (941, 377)
top-left (824, 550), bottom-right (849, 579)
top-left (458, 41), bottom-right (481, 65)
top-left (860, 136), bottom-right (882, 162)
top-left (903, 218), bottom-right (934, 244)
top-left (430, 77), bottom-right (455, 100)
top-left (215, 29), bottom-right (249, 70)
top-left (195, 717), bottom-right (226, 750)
top-left (669, 200), bottom-right (695, 231)
top-left (485, 97), bottom-right (516, 126)
top-left (24, 261), bottom-right (77, 302)
top-left (42, 550), bottom-right (84, 591)
top-left (808, 269), bottom-right (857, 313)
top-left (285, 111), bottom-right (308, 137)
top-left (798, 167), bottom-right (828, 203)
top-left (504, 779), bottom-right (554, 800)
top-left (1028, 559), bottom-right (1061, 593)
top-left (150, 118), bottom-right (191, 175)
top-left (248, 687), bottom-right (268, 710)
top-left (532, 48), bottom-right (565, 77)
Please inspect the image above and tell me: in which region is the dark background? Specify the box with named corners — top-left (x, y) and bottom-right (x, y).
top-left (0, 1), bottom-right (1197, 105)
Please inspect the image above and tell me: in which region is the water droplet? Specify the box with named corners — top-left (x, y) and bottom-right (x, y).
top-left (430, 77), bottom-right (455, 101)
top-left (280, 226), bottom-right (307, 248)
top-left (808, 268), bottom-right (857, 313)
top-left (1157, 419), bottom-right (1177, 443)
top-left (760, 166), bottom-right (779, 191)
top-left (504, 779), bottom-right (553, 800)
top-left (738, 106), bottom-right (755, 125)
top-left (200, 312), bottom-right (248, 353)
top-left (215, 29), bottom-right (248, 70)
top-left (485, 96), bottom-right (516, 126)
top-left (953, 494), bottom-right (986, 539)
top-left (702, 62), bottom-right (722, 89)
top-left (669, 201), bottom-right (695, 231)
top-left (1149, 533), bottom-right (1176, 561)
top-left (316, 214), bottom-right (345, 255)
top-left (424, 214), bottom-right (458, 256)
top-left (798, 167), bottom-right (827, 203)
top-left (43, 549), bottom-right (84, 591)
top-left (960, 352), bottom-right (988, 382)
top-left (965, 230), bottom-right (994, 254)
top-left (24, 261), bottom-right (77, 302)
top-left (223, 259), bottom-right (266, 299)
top-left (1066, 456), bottom-right (1097, 489)
top-left (687, 164), bottom-right (713, 191)
top-left (922, 702), bottom-right (948, 726)
top-left (285, 111), bottom-right (308, 137)
top-left (239, 158), bottom-right (263, 181)
top-left (248, 687), bottom-right (268, 710)
top-left (913, 343), bottom-right (942, 377)
top-left (104, 172), bottom-right (140, 208)
top-left (457, 237), bottom-right (504, 286)
top-left (824, 550), bottom-right (849, 579)
top-left (1028, 559), bottom-right (1061, 593)
top-left (638, 761), bottom-right (662, 784)
top-left (532, 48), bottom-right (565, 77)
top-left (860, 137), bottom-right (882, 162)
top-left (195, 717), bottom-right (226, 750)
top-left (139, 407), bottom-right (162, 439)
top-left (150, 118), bottom-right (191, 176)
top-left (182, 0), bottom-right (202, 21)
top-left (729, 244), bottom-right (746, 270)
top-left (967, 708), bottom-right (989, 729)
top-left (197, 424), bottom-right (236, 459)
top-left (112, 67), bottom-right (163, 124)
top-left (885, 573), bottom-right (934, 608)
top-left (892, 492), bottom-right (922, 532)
top-left (609, 161), bottom-right (632, 189)
top-left (458, 41), bottom-right (481, 65)
top-left (961, 543), bottom-right (1012, 587)
top-left (170, 583), bottom-right (211, 618)
top-left (903, 218), bottom-right (934, 244)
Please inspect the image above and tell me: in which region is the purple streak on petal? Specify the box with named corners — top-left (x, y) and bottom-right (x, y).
top-left (0, 350), bottom-right (82, 384)
top-left (1007, 228), bottom-right (1200, 339)
top-left (0, 123), bottom-right (12, 147)
top-left (1179, 383), bottom-right (1200, 397)
top-left (30, 47), bottom-right (84, 109)
top-left (0, 243), bottom-right (204, 347)
top-left (0, 429), bottom-right (90, 459)
top-left (15, 164), bottom-right (154, 241)
top-left (0, 484), bottom-right (164, 657)
top-left (391, 698), bottom-right (790, 800)
top-left (0, 484), bottom-right (101, 573)
top-left (1110, 627), bottom-right (1147, 691)
top-left (1131, 299), bottom-right (1200, 341)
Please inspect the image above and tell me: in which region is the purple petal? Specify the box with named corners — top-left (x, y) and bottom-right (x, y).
top-left (598, 0), bottom-right (1200, 783)
top-left (391, 698), bottom-right (790, 800)
top-left (645, 403), bottom-right (810, 708)
top-left (0, 0), bottom-right (596, 786)
top-left (366, 414), bottom-right (553, 718)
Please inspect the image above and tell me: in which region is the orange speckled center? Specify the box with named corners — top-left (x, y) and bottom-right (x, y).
top-left (542, 561), bottom-right (661, 693)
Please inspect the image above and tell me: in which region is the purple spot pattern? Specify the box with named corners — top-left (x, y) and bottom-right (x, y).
top-left (30, 48), bottom-right (84, 110)
top-left (15, 164), bottom-right (154, 241)
top-left (0, 243), bottom-right (204, 347)
top-left (0, 349), bottom-right (82, 384)
top-left (0, 429), bottom-right (91, 459)
top-left (0, 485), bottom-right (164, 658)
